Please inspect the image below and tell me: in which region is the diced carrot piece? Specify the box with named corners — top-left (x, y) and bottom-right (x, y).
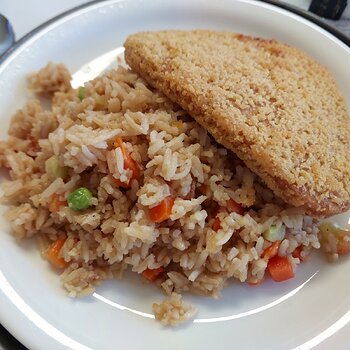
top-left (262, 241), bottom-right (281, 260)
top-left (113, 137), bottom-right (140, 188)
top-left (267, 256), bottom-right (294, 282)
top-left (198, 184), bottom-right (207, 195)
top-left (113, 135), bottom-right (122, 146)
top-left (212, 205), bottom-right (222, 217)
top-left (337, 238), bottom-right (350, 255)
top-left (46, 238), bottom-right (67, 269)
top-left (212, 216), bottom-right (222, 231)
top-left (212, 199), bottom-right (244, 231)
top-left (292, 246), bottom-right (305, 261)
top-left (124, 157), bottom-right (140, 180)
top-left (149, 196), bottom-right (175, 223)
top-left (211, 205), bottom-right (223, 230)
top-left (49, 193), bottom-right (66, 213)
top-left (29, 136), bottom-right (39, 150)
top-left (226, 199), bottom-right (245, 215)
top-left (112, 176), bottom-right (132, 189)
top-left (142, 267), bottom-right (164, 282)
top-left (211, 200), bottom-right (245, 232)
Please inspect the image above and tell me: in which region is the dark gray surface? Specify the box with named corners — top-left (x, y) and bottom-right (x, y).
top-left (329, 18), bottom-right (350, 35)
top-left (0, 3), bottom-right (349, 350)
top-left (0, 15), bottom-right (15, 56)
top-left (0, 327), bottom-right (26, 350)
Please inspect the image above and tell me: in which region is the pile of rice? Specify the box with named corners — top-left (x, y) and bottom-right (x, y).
top-left (0, 63), bottom-right (320, 326)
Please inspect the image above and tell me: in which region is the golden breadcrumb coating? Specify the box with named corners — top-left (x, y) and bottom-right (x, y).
top-left (124, 30), bottom-right (350, 217)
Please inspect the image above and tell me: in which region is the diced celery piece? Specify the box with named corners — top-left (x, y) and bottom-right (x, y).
top-left (78, 86), bottom-right (86, 101)
top-left (45, 156), bottom-right (67, 179)
top-left (263, 224), bottom-right (286, 242)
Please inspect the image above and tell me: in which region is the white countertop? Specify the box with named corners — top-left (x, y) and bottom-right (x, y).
top-left (2, 0), bottom-right (89, 39)
top-left (2, 0), bottom-right (350, 40)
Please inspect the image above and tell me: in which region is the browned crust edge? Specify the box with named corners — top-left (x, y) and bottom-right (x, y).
top-left (124, 31), bottom-right (350, 217)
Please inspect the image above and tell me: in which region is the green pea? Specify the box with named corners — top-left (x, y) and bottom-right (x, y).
top-left (68, 187), bottom-right (92, 211)
top-left (78, 86), bottom-right (86, 101)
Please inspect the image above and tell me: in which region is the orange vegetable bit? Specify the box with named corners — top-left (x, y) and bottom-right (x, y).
top-left (114, 137), bottom-right (139, 176)
top-left (197, 184), bottom-right (207, 195)
top-left (29, 136), bottom-right (39, 151)
top-left (337, 238), bottom-right (350, 255)
top-left (267, 256), bottom-right (294, 282)
top-left (226, 199), bottom-right (245, 215)
top-left (113, 137), bottom-right (140, 188)
top-left (212, 216), bottom-right (222, 231)
top-left (149, 196), bottom-right (175, 223)
top-left (292, 246), bottom-right (306, 261)
top-left (113, 136), bottom-right (124, 149)
top-left (211, 200), bottom-right (245, 232)
top-left (212, 205), bottom-right (222, 217)
top-left (211, 205), bottom-right (222, 230)
top-left (142, 267), bottom-right (164, 282)
top-left (49, 193), bottom-right (66, 213)
top-left (112, 176), bottom-right (132, 189)
top-left (262, 240), bottom-right (281, 260)
top-left (46, 238), bottom-right (67, 269)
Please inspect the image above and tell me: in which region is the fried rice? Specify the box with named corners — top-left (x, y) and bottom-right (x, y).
top-left (0, 62), bottom-right (321, 326)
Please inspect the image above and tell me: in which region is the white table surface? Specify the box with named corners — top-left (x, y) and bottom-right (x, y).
top-left (1, 0), bottom-right (350, 40)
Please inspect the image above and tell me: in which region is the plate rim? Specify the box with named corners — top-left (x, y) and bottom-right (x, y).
top-left (0, 0), bottom-right (349, 69)
top-left (0, 0), bottom-right (349, 349)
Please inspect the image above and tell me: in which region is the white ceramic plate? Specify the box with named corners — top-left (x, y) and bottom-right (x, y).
top-left (0, 1), bottom-right (350, 349)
